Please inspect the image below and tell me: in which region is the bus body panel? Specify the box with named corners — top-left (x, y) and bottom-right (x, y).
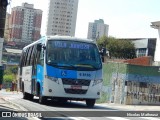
top-left (42, 64), bottom-right (102, 99)
top-left (43, 78), bottom-right (102, 99)
top-left (46, 65), bottom-right (97, 79)
top-left (37, 64), bottom-right (44, 94)
top-left (22, 66), bottom-right (32, 94)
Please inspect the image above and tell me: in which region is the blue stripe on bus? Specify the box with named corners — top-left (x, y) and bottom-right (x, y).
top-left (32, 76), bottom-right (37, 79)
top-left (46, 65), bottom-right (77, 79)
top-left (37, 64), bottom-right (44, 93)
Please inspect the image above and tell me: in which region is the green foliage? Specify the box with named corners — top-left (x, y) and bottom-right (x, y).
top-left (97, 36), bottom-right (136, 59)
top-left (97, 36), bottom-right (115, 50)
top-left (3, 66), bottom-right (18, 83)
top-left (107, 39), bottom-right (136, 59)
top-left (3, 74), bottom-right (14, 82)
top-left (10, 66), bottom-right (18, 74)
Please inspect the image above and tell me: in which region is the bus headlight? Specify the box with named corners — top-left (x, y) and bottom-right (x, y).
top-left (92, 79), bottom-right (103, 86)
top-left (46, 76), bottom-right (59, 84)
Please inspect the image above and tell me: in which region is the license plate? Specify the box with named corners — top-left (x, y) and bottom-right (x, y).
top-left (71, 85), bottom-right (82, 89)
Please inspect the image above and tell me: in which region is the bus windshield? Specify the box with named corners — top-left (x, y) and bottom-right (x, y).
top-left (46, 40), bottom-right (102, 70)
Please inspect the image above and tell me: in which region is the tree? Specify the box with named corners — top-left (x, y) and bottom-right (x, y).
top-left (97, 36), bottom-right (115, 50)
top-left (3, 66), bottom-right (18, 83)
top-left (97, 36), bottom-right (136, 59)
top-left (3, 74), bottom-right (14, 83)
top-left (107, 39), bottom-right (136, 59)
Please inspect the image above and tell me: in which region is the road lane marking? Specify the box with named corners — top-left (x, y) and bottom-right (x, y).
top-left (140, 117), bottom-right (160, 120)
top-left (106, 117), bottom-right (130, 120)
top-left (77, 117), bottom-right (91, 120)
top-left (67, 117), bottom-right (90, 120)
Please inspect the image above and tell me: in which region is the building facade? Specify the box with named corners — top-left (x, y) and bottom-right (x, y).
top-left (46, 0), bottom-right (79, 36)
top-left (131, 38), bottom-right (156, 59)
top-left (151, 21), bottom-right (160, 63)
top-left (10, 3), bottom-right (42, 43)
top-left (87, 19), bottom-right (109, 41)
top-left (118, 38), bottom-right (156, 59)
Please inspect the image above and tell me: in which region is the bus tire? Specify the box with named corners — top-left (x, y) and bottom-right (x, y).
top-left (39, 94), bottom-right (46, 104)
top-left (58, 98), bottom-right (67, 104)
top-left (86, 99), bottom-right (96, 108)
top-left (23, 92), bottom-right (28, 99)
top-left (28, 94), bottom-right (34, 100)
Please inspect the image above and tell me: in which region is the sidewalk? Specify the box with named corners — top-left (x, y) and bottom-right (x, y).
top-left (99, 102), bottom-right (160, 111)
top-left (2, 89), bottom-right (160, 111)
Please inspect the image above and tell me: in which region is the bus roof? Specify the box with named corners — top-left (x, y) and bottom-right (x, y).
top-left (47, 35), bottom-right (95, 43)
top-left (23, 35), bottom-right (96, 50)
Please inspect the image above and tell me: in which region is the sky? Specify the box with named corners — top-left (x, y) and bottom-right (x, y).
top-left (7, 0), bottom-right (160, 39)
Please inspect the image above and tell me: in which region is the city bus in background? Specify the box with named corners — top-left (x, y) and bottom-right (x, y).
top-left (18, 36), bottom-right (103, 107)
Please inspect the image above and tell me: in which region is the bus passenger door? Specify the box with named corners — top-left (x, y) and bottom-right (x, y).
top-left (36, 44), bottom-right (44, 96)
top-left (31, 44), bottom-right (42, 96)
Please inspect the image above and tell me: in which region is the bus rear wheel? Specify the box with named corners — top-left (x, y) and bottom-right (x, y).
top-left (23, 92), bottom-right (27, 99)
top-left (86, 99), bottom-right (96, 108)
top-left (39, 95), bottom-right (46, 104)
top-left (28, 94), bottom-right (34, 100)
top-left (23, 92), bottom-right (33, 100)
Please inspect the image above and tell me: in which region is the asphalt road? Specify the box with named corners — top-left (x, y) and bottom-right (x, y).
top-left (1, 90), bottom-right (160, 120)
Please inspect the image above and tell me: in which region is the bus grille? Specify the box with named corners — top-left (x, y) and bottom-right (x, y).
top-left (64, 88), bottom-right (87, 94)
top-left (62, 78), bottom-right (91, 86)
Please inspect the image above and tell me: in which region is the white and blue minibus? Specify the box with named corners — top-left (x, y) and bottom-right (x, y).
top-left (19, 36), bottom-right (103, 107)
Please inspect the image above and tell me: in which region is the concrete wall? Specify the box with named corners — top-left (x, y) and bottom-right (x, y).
top-left (124, 56), bottom-right (153, 66)
top-left (101, 62), bottom-right (160, 105)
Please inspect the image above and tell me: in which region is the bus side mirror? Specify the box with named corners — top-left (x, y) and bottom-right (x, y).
top-left (37, 44), bottom-right (42, 51)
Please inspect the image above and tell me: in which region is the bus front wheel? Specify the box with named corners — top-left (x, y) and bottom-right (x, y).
top-left (86, 99), bottom-right (96, 108)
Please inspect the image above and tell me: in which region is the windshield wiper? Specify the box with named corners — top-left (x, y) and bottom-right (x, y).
top-left (58, 63), bottom-right (77, 68)
top-left (48, 62), bottom-right (77, 69)
top-left (47, 62), bottom-right (59, 67)
top-left (75, 64), bottom-right (97, 69)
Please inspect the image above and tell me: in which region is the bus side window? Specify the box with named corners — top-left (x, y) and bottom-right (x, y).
top-left (40, 50), bottom-right (44, 66)
top-left (33, 45), bottom-right (38, 75)
top-left (26, 47), bottom-right (32, 66)
top-left (28, 46), bottom-right (34, 66)
top-left (24, 48), bottom-right (29, 66)
top-left (30, 45), bottom-right (36, 75)
top-left (37, 48), bottom-right (44, 66)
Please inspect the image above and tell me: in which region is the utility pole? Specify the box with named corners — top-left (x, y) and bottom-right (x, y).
top-left (0, 0), bottom-right (8, 65)
top-left (0, 0), bottom-right (8, 38)
top-left (0, 0), bottom-right (8, 90)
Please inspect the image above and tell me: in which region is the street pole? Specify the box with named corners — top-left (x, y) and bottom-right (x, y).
top-left (0, 0), bottom-right (8, 90)
top-left (0, 0), bottom-right (8, 65)
top-left (0, 0), bottom-right (9, 37)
